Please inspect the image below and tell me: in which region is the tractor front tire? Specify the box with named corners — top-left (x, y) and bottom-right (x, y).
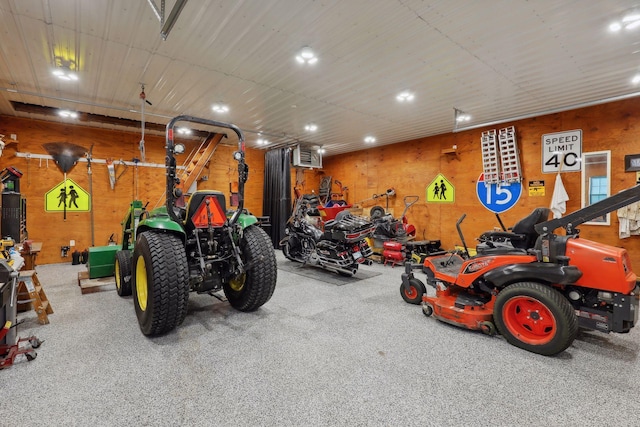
top-left (115, 250), bottom-right (132, 297)
top-left (224, 225), bottom-right (277, 312)
top-left (132, 232), bottom-right (190, 336)
top-left (400, 278), bottom-right (426, 304)
top-left (494, 282), bottom-right (578, 356)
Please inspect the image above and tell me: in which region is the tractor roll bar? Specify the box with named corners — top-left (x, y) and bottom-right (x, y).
top-left (165, 115), bottom-right (246, 225)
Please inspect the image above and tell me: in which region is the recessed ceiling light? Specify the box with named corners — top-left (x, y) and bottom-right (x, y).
top-left (364, 136), bottom-right (376, 144)
top-left (609, 22), bottom-right (623, 32)
top-left (317, 148), bottom-right (326, 154)
top-left (305, 123), bottom-right (318, 132)
top-left (295, 46), bottom-right (318, 65)
top-left (396, 91), bottom-right (415, 102)
top-left (212, 103), bottom-right (229, 113)
top-left (58, 110), bottom-right (78, 118)
top-left (456, 113), bottom-right (471, 122)
top-left (609, 13), bottom-right (640, 32)
top-left (177, 127), bottom-right (192, 135)
top-left (632, 74), bottom-right (640, 85)
top-left (257, 137), bottom-right (269, 145)
top-left (52, 68), bottom-right (78, 81)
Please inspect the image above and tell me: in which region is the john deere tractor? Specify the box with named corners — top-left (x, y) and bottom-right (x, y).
top-left (114, 115), bottom-right (277, 336)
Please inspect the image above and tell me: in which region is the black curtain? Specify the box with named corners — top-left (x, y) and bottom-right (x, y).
top-left (263, 148), bottom-right (292, 248)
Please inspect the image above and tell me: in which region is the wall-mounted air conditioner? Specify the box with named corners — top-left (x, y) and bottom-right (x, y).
top-left (292, 145), bottom-right (322, 168)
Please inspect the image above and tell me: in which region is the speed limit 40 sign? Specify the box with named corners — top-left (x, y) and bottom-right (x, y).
top-left (541, 129), bottom-right (582, 173)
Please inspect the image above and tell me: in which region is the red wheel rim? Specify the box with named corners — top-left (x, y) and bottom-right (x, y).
top-left (405, 286), bottom-right (418, 300)
top-left (502, 296), bottom-right (557, 345)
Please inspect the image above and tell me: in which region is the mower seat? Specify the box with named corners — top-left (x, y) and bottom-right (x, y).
top-left (511, 207), bottom-right (551, 249)
top-left (477, 207), bottom-right (551, 252)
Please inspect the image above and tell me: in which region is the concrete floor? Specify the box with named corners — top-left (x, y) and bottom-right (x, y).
top-left (2, 250), bottom-right (640, 426)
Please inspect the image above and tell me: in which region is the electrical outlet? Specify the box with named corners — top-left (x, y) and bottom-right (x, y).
top-left (10, 134), bottom-right (16, 140)
top-left (70, 240), bottom-right (75, 247)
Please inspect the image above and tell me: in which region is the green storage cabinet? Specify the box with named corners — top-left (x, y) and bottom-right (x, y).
top-left (87, 245), bottom-right (120, 279)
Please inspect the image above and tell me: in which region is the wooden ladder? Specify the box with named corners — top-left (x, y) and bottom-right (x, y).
top-left (178, 133), bottom-right (224, 193)
top-left (17, 270), bottom-right (53, 325)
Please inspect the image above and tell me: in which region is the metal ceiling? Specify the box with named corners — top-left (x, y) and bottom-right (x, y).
top-left (0, 0), bottom-right (639, 156)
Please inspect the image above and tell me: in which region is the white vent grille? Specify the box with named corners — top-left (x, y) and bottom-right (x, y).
top-left (292, 145), bottom-right (322, 168)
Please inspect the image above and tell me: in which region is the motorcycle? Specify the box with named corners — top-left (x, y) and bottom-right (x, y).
top-left (280, 194), bottom-right (376, 276)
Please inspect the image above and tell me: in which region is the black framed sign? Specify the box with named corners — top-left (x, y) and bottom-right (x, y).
top-left (625, 154), bottom-right (640, 172)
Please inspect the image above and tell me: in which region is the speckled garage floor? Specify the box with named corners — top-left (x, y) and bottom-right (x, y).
top-left (2, 250), bottom-right (639, 427)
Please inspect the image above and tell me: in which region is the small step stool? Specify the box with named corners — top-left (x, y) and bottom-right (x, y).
top-left (17, 270), bottom-right (53, 325)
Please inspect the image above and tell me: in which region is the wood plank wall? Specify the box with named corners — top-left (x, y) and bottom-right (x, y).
top-left (320, 97), bottom-right (640, 268)
top-left (2, 97), bottom-right (640, 268)
top-left (0, 116), bottom-right (265, 264)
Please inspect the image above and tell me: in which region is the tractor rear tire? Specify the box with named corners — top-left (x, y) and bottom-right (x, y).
top-left (494, 282), bottom-right (578, 356)
top-left (400, 278), bottom-right (426, 304)
top-left (115, 250), bottom-right (132, 297)
top-left (132, 232), bottom-right (190, 336)
top-left (224, 225), bottom-right (277, 312)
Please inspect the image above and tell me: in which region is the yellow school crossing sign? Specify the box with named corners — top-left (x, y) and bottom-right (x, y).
top-left (426, 173), bottom-right (455, 203)
top-left (45, 179), bottom-right (91, 212)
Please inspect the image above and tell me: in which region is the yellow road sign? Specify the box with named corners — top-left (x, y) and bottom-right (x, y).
top-left (426, 174), bottom-right (455, 203)
top-left (45, 178), bottom-right (91, 212)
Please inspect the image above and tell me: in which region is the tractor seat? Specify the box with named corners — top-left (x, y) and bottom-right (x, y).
top-left (183, 190), bottom-right (227, 232)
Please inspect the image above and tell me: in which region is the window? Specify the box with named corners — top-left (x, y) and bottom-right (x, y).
top-left (589, 176), bottom-right (607, 205)
top-left (581, 151), bottom-right (611, 225)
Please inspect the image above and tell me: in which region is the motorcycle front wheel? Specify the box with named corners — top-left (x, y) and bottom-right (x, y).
top-left (282, 238), bottom-right (299, 262)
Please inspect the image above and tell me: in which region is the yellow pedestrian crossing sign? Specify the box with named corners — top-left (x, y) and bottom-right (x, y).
top-left (426, 174), bottom-right (454, 203)
top-left (45, 179), bottom-right (91, 212)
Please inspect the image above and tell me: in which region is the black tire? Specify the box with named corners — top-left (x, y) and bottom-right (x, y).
top-left (370, 205), bottom-right (385, 219)
top-left (282, 238), bottom-right (297, 262)
top-left (400, 278), bottom-right (426, 304)
top-left (422, 303), bottom-right (434, 317)
top-left (480, 321), bottom-right (496, 336)
top-left (132, 232), bottom-right (190, 336)
top-left (494, 282), bottom-right (578, 356)
top-left (224, 225), bottom-right (277, 311)
top-left (115, 250), bottom-right (132, 297)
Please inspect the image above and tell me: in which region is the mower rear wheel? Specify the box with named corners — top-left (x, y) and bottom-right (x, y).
top-left (132, 232), bottom-right (189, 336)
top-left (224, 225), bottom-right (277, 312)
top-left (494, 282), bottom-right (577, 356)
top-left (115, 250), bottom-right (132, 297)
top-left (400, 278), bottom-right (426, 304)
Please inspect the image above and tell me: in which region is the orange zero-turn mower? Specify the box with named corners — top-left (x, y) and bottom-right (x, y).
top-left (400, 186), bottom-right (640, 356)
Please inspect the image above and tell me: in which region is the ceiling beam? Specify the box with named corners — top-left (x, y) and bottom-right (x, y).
top-left (146, 0), bottom-right (189, 40)
top-left (9, 101), bottom-right (213, 139)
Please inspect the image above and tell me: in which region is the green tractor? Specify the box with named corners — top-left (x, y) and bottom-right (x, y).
top-left (114, 115), bottom-right (277, 336)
